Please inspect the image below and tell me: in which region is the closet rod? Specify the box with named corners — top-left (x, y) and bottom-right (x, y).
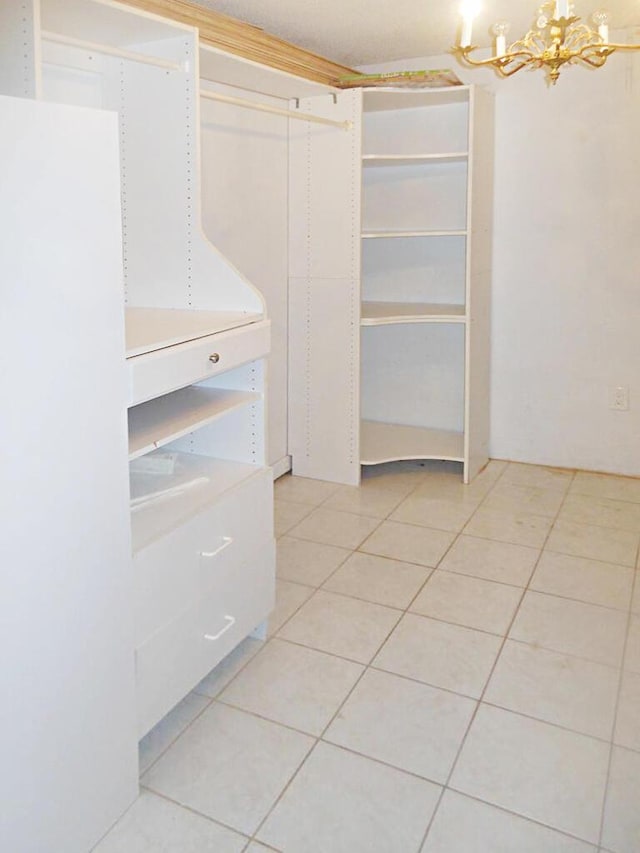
top-left (41, 31), bottom-right (183, 72)
top-left (200, 89), bottom-right (352, 130)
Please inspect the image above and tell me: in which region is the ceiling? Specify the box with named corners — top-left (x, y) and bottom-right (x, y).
top-left (196, 0), bottom-right (640, 66)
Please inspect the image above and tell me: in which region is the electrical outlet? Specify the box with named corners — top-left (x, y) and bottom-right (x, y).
top-left (610, 385), bottom-right (630, 411)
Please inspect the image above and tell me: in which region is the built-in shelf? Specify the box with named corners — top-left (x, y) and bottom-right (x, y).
top-left (128, 386), bottom-right (260, 459)
top-left (125, 307), bottom-right (263, 358)
top-left (129, 450), bottom-right (261, 552)
top-left (361, 301), bottom-right (466, 325)
top-left (360, 420), bottom-right (464, 465)
top-left (362, 153), bottom-right (467, 167)
top-left (361, 229), bottom-right (466, 239)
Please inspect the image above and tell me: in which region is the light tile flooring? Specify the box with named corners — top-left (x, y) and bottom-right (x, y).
top-left (95, 460), bottom-right (640, 852)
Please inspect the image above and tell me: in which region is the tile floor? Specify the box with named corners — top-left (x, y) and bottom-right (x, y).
top-left (94, 460), bottom-right (640, 852)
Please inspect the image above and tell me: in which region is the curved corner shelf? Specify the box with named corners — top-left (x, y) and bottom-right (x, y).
top-left (361, 301), bottom-right (466, 326)
top-left (361, 229), bottom-right (466, 239)
top-left (360, 420), bottom-right (464, 465)
top-left (362, 153), bottom-right (467, 167)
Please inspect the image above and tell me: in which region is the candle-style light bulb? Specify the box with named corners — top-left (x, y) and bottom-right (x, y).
top-left (592, 9), bottom-right (610, 42)
top-left (555, 0), bottom-right (569, 18)
top-left (492, 20), bottom-right (510, 56)
top-left (459, 0), bottom-right (481, 47)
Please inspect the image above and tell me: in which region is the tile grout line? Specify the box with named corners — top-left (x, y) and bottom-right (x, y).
top-left (417, 465), bottom-right (580, 851)
top-left (244, 462), bottom-right (467, 848)
top-left (596, 544), bottom-right (640, 849)
top-left (247, 468), bottom-right (434, 847)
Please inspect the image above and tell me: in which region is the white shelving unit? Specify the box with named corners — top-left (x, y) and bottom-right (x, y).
top-left (289, 84), bottom-right (493, 484)
top-left (0, 1), bottom-right (308, 848)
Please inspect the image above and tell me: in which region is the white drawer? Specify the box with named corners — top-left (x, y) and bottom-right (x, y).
top-left (135, 539), bottom-right (275, 738)
top-left (127, 320), bottom-right (270, 406)
top-left (133, 467), bottom-right (273, 645)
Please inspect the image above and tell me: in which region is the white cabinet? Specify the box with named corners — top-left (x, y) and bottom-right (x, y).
top-left (289, 85), bottom-right (493, 484)
top-left (0, 94), bottom-right (138, 853)
top-left (126, 310), bottom-right (274, 737)
top-left (1, 0), bottom-right (278, 848)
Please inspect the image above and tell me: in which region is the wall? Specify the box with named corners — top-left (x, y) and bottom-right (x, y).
top-left (359, 48), bottom-right (640, 476)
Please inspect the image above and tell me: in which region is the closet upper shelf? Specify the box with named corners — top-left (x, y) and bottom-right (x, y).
top-left (125, 307), bottom-right (264, 358)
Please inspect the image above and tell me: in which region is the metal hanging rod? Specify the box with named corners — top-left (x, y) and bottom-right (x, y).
top-left (200, 89), bottom-right (351, 130)
top-left (41, 31), bottom-right (183, 72)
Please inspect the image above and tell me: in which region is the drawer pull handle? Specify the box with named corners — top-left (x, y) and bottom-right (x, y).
top-left (209, 353), bottom-right (220, 364)
top-left (200, 536), bottom-right (233, 559)
top-left (204, 615), bottom-right (235, 641)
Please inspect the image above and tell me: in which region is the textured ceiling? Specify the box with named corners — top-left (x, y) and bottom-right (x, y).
top-left (196, 0), bottom-right (640, 66)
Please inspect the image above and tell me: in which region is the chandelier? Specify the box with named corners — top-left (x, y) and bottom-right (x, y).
top-left (452, 1), bottom-right (640, 84)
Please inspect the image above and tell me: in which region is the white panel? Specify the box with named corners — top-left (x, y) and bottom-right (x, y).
top-left (0, 0), bottom-right (41, 97)
top-left (289, 89), bottom-right (362, 280)
top-left (289, 277), bottom-right (360, 484)
top-left (199, 82), bottom-right (288, 467)
top-left (464, 86), bottom-right (494, 482)
top-left (288, 89), bottom-right (361, 484)
top-left (361, 323), bottom-right (465, 432)
top-left (0, 96), bottom-right (137, 853)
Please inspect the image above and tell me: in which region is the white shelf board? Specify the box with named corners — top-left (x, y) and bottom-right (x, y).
top-left (360, 420), bottom-right (464, 465)
top-left (199, 43), bottom-right (338, 99)
top-left (41, 0), bottom-right (188, 49)
top-left (128, 387), bottom-right (260, 459)
top-left (125, 307), bottom-right (263, 358)
top-left (361, 302), bottom-right (466, 325)
top-left (362, 153), bottom-right (467, 167)
top-left (361, 229), bottom-right (467, 239)
top-left (362, 87), bottom-right (470, 112)
top-left (130, 451), bottom-right (263, 552)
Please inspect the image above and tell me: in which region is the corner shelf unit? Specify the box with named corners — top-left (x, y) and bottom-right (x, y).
top-left (359, 86), bottom-right (493, 482)
top-left (289, 83), bottom-right (493, 486)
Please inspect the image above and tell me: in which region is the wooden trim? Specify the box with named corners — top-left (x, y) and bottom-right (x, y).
top-left (122, 0), bottom-right (359, 87)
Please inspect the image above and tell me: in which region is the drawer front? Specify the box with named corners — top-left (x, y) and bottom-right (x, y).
top-left (128, 320), bottom-right (270, 406)
top-left (135, 538), bottom-right (275, 738)
top-left (134, 468), bottom-right (273, 645)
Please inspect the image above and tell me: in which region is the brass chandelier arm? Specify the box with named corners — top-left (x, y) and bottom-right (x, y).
top-left (596, 42), bottom-right (640, 51)
top-left (451, 45), bottom-right (537, 68)
top-left (452, 45), bottom-right (551, 78)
